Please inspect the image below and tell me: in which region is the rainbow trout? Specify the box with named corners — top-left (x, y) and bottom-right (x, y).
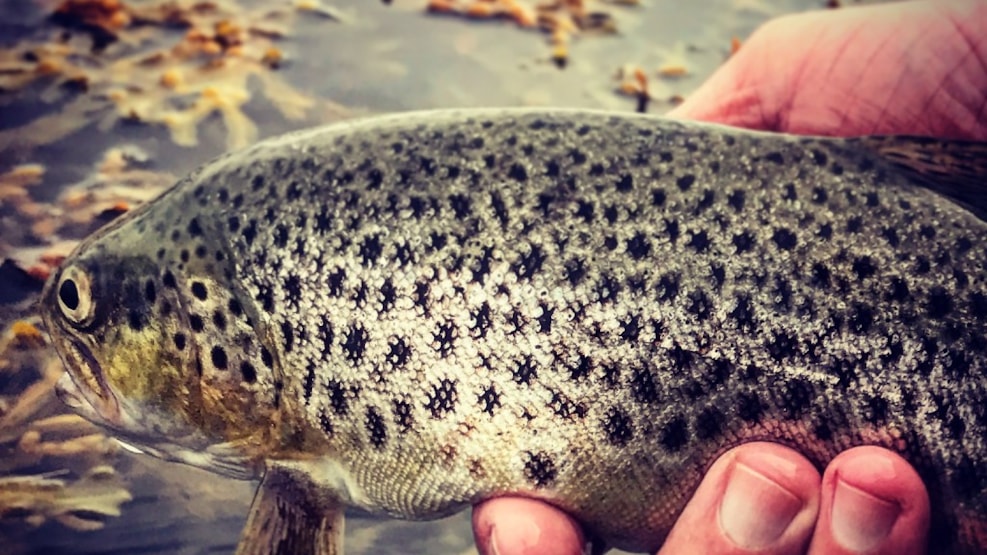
top-left (40, 109), bottom-right (987, 554)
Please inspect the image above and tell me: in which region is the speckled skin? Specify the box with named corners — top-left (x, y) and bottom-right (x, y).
top-left (42, 109), bottom-right (987, 553)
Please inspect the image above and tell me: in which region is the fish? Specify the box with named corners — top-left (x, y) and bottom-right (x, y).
top-left (40, 108), bottom-right (987, 554)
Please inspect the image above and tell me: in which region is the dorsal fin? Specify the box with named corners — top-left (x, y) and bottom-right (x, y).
top-left (859, 136), bottom-right (987, 220)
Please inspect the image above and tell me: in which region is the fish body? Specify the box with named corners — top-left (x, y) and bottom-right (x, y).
top-left (41, 109), bottom-right (987, 553)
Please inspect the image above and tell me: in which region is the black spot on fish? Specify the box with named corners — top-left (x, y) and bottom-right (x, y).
top-left (210, 346), bottom-right (228, 370)
top-left (738, 393), bottom-right (763, 422)
top-left (730, 295), bottom-right (757, 333)
top-left (772, 228), bottom-right (797, 250)
top-left (513, 244), bottom-right (545, 280)
top-left (665, 219), bottom-right (680, 243)
top-left (688, 230), bottom-right (711, 253)
top-left (189, 314), bottom-right (204, 333)
top-left (425, 378), bottom-right (458, 418)
top-left (595, 273), bottom-right (621, 303)
top-left (619, 314), bottom-right (641, 342)
top-left (629, 366), bottom-right (660, 404)
top-left (927, 287), bottom-right (953, 319)
top-left (256, 286), bottom-right (275, 313)
top-left (656, 272), bottom-right (680, 302)
top-left (191, 281), bottom-right (207, 300)
top-left (864, 395), bottom-right (888, 424)
top-left (733, 231), bottom-right (754, 253)
top-left (676, 174), bottom-right (695, 191)
top-left (325, 379), bottom-right (349, 415)
top-left (512, 356), bottom-right (538, 386)
top-left (359, 234), bottom-right (383, 265)
top-left (187, 218), bottom-right (203, 237)
top-left (660, 416), bottom-right (688, 452)
top-left (470, 303), bottom-right (492, 339)
top-left (449, 194), bottom-right (472, 219)
top-left (478, 385), bottom-right (501, 416)
top-left (780, 377), bottom-right (813, 419)
top-left (392, 399), bottom-right (414, 432)
top-left (212, 309), bottom-right (226, 331)
top-left (603, 407), bottom-right (633, 446)
top-left (242, 220), bottom-right (258, 245)
top-left (365, 406), bottom-right (387, 448)
top-left (274, 224), bottom-right (289, 249)
top-left (727, 190), bottom-right (745, 211)
top-left (767, 330), bottom-right (799, 361)
top-left (537, 303), bottom-right (554, 333)
top-left (810, 262), bottom-right (831, 289)
top-left (564, 258), bottom-right (587, 286)
top-left (507, 162), bottom-right (528, 182)
top-left (173, 333), bottom-right (186, 351)
top-left (490, 192), bottom-right (509, 228)
top-left (261, 346), bottom-right (274, 368)
top-left (626, 232), bottom-right (651, 259)
top-left (695, 406), bottom-right (726, 440)
top-left (280, 321), bottom-right (295, 353)
top-left (852, 256), bottom-right (876, 280)
top-left (342, 324), bottom-right (368, 363)
top-left (686, 290), bottom-right (712, 321)
top-left (241, 361), bottom-right (256, 384)
top-left (144, 280), bottom-right (156, 303)
top-left (432, 321), bottom-right (456, 358)
top-left (764, 152), bottom-right (784, 165)
top-left (523, 451), bottom-right (557, 487)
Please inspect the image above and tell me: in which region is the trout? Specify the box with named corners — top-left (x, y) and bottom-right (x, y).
top-left (40, 109), bottom-right (987, 554)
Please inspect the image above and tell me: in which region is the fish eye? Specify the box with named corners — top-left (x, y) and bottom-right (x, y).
top-left (57, 266), bottom-right (95, 326)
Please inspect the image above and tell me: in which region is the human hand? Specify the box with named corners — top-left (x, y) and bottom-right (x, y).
top-left (472, 443), bottom-right (930, 555)
top-left (668, 0), bottom-right (987, 140)
top-left (473, 1), bottom-right (986, 553)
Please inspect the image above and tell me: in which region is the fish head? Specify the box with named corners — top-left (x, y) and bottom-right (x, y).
top-left (41, 197), bottom-right (278, 479)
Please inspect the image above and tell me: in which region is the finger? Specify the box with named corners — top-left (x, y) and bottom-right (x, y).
top-left (472, 497), bottom-right (587, 555)
top-left (807, 446), bottom-right (930, 555)
top-left (658, 442), bottom-right (821, 555)
top-left (669, 1), bottom-right (987, 140)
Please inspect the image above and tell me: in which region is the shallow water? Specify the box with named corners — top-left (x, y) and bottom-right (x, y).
top-left (1, 0), bottom-right (838, 552)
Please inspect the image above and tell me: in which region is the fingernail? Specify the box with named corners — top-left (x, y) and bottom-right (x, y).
top-left (719, 459), bottom-right (803, 548)
top-left (487, 519), bottom-right (542, 555)
top-left (487, 525), bottom-right (500, 555)
top-left (831, 479), bottom-right (900, 551)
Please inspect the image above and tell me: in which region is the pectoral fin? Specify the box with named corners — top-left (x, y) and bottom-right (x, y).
top-left (236, 467), bottom-right (344, 555)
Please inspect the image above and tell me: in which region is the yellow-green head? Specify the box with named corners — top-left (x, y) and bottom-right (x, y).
top-left (40, 190), bottom-right (285, 479)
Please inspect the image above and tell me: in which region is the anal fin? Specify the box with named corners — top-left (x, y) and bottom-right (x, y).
top-left (236, 467), bottom-right (344, 555)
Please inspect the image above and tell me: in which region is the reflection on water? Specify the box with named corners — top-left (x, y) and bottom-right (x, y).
top-left (1, 0), bottom-right (826, 552)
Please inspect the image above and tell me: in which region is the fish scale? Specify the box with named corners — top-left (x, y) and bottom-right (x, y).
top-left (41, 109), bottom-right (987, 554)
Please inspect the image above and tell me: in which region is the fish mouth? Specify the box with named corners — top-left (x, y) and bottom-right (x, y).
top-left (54, 339), bottom-right (122, 426)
